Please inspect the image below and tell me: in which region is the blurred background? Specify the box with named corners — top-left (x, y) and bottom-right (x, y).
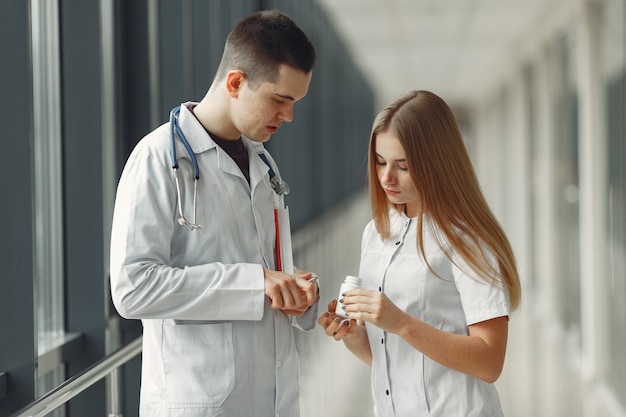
top-left (1, 0), bottom-right (624, 416)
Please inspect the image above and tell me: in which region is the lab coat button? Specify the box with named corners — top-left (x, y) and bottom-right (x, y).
top-left (386, 389), bottom-right (390, 395)
top-left (395, 241), bottom-right (400, 245)
top-left (381, 338), bottom-right (384, 344)
top-left (276, 360), bottom-right (282, 368)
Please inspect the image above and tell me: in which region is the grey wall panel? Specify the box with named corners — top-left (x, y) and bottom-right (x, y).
top-left (0, 0), bottom-right (36, 415)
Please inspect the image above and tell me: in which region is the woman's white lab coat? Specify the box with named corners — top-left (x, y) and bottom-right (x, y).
top-left (110, 103), bottom-right (317, 417)
top-left (360, 209), bottom-right (509, 417)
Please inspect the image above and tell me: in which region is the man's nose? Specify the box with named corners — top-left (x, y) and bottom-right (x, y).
top-left (278, 103), bottom-right (294, 122)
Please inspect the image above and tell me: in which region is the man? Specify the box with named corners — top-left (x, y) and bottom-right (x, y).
top-left (110, 10), bottom-right (318, 416)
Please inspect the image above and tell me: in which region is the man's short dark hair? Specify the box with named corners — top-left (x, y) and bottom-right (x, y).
top-left (214, 10), bottom-right (316, 88)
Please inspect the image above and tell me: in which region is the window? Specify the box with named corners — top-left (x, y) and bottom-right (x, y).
top-left (31, 1), bottom-right (67, 415)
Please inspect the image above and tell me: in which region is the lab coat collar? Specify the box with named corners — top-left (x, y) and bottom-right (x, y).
top-left (177, 102), bottom-right (218, 154)
top-left (244, 137), bottom-right (271, 192)
top-left (387, 208), bottom-right (413, 241)
top-left (177, 102), bottom-right (271, 186)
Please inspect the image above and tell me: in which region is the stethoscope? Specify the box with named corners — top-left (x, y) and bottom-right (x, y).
top-left (169, 105), bottom-right (289, 231)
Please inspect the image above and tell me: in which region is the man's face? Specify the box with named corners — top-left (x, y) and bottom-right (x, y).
top-left (232, 64), bottom-right (312, 143)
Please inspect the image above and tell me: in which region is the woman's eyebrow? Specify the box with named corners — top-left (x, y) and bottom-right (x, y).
top-left (375, 152), bottom-right (406, 162)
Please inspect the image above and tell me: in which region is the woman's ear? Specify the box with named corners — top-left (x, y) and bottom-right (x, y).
top-left (225, 70), bottom-right (245, 98)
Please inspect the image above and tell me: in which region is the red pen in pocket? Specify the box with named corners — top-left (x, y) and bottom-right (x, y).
top-left (274, 207), bottom-right (282, 271)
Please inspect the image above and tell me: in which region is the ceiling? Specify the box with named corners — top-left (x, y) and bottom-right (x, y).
top-left (315, 0), bottom-right (550, 110)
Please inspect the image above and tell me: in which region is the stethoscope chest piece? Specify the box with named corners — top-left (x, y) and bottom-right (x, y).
top-left (271, 176), bottom-right (290, 196)
top-left (258, 152), bottom-right (289, 197)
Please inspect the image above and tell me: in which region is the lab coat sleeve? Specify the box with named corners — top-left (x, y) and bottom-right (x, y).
top-left (451, 249), bottom-right (510, 325)
top-left (109, 138), bottom-right (265, 321)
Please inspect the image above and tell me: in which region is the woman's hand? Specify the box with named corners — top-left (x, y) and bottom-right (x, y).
top-left (317, 300), bottom-right (357, 340)
top-left (339, 288), bottom-right (408, 334)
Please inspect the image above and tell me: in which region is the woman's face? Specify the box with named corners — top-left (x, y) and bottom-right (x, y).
top-left (375, 131), bottom-right (420, 217)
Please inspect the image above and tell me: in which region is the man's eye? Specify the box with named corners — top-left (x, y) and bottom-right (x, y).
top-left (274, 98), bottom-right (284, 104)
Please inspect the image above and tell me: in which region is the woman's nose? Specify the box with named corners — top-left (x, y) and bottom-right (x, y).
top-left (380, 167), bottom-right (395, 185)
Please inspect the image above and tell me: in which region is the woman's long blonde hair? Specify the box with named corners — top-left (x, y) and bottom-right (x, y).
top-left (368, 90), bottom-right (521, 311)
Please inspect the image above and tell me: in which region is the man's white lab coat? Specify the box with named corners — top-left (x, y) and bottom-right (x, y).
top-left (110, 103), bottom-right (317, 417)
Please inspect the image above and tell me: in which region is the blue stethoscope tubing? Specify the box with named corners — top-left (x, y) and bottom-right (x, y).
top-left (170, 106), bottom-right (199, 179)
top-left (169, 105), bottom-right (290, 231)
top-left (170, 106), bottom-right (201, 230)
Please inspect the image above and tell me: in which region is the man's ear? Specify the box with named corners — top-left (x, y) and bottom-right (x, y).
top-left (225, 70), bottom-right (245, 98)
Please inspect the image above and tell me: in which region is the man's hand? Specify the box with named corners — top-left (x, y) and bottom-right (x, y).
top-left (264, 268), bottom-right (318, 316)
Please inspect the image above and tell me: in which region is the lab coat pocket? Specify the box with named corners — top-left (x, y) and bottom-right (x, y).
top-left (162, 322), bottom-right (235, 409)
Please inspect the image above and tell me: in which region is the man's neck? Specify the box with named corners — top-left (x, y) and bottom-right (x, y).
top-left (193, 92), bottom-right (240, 140)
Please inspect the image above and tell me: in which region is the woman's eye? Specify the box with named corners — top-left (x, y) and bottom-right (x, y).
top-left (375, 159), bottom-right (386, 166)
top-left (398, 165), bottom-right (408, 171)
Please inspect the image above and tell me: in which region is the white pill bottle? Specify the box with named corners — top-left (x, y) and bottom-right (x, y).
top-left (335, 275), bottom-right (362, 318)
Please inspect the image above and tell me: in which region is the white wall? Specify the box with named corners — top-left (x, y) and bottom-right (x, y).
top-left (471, 0), bottom-right (626, 416)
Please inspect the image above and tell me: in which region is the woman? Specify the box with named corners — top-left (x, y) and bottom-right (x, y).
top-left (318, 90), bottom-right (521, 417)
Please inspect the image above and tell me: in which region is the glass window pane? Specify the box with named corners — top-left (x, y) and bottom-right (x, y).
top-left (31, 0), bottom-right (65, 407)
